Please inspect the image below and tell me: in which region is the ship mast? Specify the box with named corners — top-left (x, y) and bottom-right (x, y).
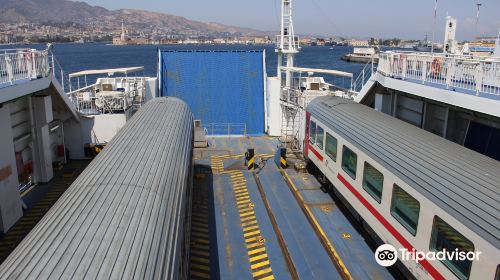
top-left (276, 0), bottom-right (299, 88)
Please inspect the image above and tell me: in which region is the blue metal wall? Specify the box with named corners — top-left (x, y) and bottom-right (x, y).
top-left (159, 50), bottom-right (265, 135)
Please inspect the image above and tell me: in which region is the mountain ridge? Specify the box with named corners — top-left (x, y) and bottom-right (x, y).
top-left (0, 0), bottom-right (267, 35)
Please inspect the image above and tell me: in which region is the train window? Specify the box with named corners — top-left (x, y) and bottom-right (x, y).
top-left (325, 133), bottom-right (337, 161)
top-left (496, 265), bottom-right (500, 280)
top-left (310, 121), bottom-right (316, 144)
top-left (390, 185), bottom-right (419, 236)
top-left (362, 162), bottom-right (383, 203)
top-left (341, 146), bottom-right (357, 180)
top-left (316, 125), bottom-right (324, 149)
top-left (430, 216), bottom-right (474, 280)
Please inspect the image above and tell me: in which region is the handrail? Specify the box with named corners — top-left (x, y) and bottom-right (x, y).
top-left (1, 48), bottom-right (34, 54)
top-left (377, 51), bottom-right (500, 96)
top-left (66, 77), bottom-right (147, 115)
top-left (204, 123), bottom-right (247, 136)
top-left (48, 50), bottom-right (72, 93)
top-left (0, 49), bottom-right (50, 88)
top-left (351, 58), bottom-right (375, 93)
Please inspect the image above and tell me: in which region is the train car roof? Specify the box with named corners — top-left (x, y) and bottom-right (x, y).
top-left (307, 96), bottom-right (500, 249)
top-left (0, 97), bottom-right (194, 279)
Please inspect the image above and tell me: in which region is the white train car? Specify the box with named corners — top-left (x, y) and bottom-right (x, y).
top-left (305, 96), bottom-right (500, 280)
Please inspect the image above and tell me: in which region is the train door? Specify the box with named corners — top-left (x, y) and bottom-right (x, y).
top-left (304, 111), bottom-right (311, 157)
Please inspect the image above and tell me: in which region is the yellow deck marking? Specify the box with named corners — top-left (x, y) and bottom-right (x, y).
top-left (258, 275), bottom-right (274, 280)
top-left (191, 221), bottom-right (209, 228)
top-left (191, 256), bottom-right (210, 264)
top-left (253, 267), bottom-right (273, 277)
top-left (192, 227), bottom-right (209, 234)
top-left (238, 204), bottom-right (252, 211)
top-left (247, 242), bottom-right (263, 250)
top-left (241, 215), bottom-right (255, 222)
top-left (256, 275), bottom-right (275, 280)
top-left (192, 231), bottom-right (208, 238)
top-left (249, 253), bottom-right (268, 263)
top-left (236, 199), bottom-right (251, 205)
top-left (235, 194), bottom-right (250, 199)
top-left (191, 249), bottom-right (210, 257)
top-left (190, 270), bottom-right (210, 278)
top-left (227, 170), bottom-right (275, 279)
top-left (239, 208), bottom-right (254, 215)
top-left (190, 263), bottom-right (210, 271)
top-left (248, 246), bottom-right (267, 256)
top-left (234, 189), bottom-right (248, 194)
top-left (251, 259), bottom-right (270, 270)
top-left (283, 171), bottom-right (353, 280)
top-left (239, 211), bottom-right (255, 218)
top-left (242, 220), bottom-right (258, 227)
top-left (243, 230), bottom-right (261, 238)
top-left (243, 225), bottom-right (260, 232)
top-left (192, 238), bottom-right (210, 245)
top-left (191, 162), bottom-right (214, 280)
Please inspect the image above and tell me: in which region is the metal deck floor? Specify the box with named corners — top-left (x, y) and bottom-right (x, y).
top-left (191, 137), bottom-right (393, 280)
top-left (0, 160), bottom-right (91, 264)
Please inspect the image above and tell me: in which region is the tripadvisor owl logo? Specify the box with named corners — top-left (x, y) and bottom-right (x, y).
top-left (375, 243), bottom-right (482, 267)
top-left (375, 244), bottom-right (398, 267)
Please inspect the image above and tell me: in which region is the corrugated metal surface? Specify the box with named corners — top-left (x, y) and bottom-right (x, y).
top-left (307, 96), bottom-right (500, 249)
top-left (159, 50), bottom-right (265, 135)
top-left (0, 97), bottom-right (194, 279)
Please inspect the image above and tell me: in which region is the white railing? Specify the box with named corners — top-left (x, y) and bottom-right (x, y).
top-left (351, 58), bottom-right (376, 93)
top-left (66, 77), bottom-right (146, 115)
top-left (275, 35), bottom-right (301, 51)
top-left (377, 52), bottom-right (500, 96)
top-left (205, 123), bottom-right (247, 136)
top-left (0, 49), bottom-right (50, 88)
top-left (48, 51), bottom-right (72, 93)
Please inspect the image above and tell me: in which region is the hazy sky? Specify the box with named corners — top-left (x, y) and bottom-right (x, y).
top-left (82, 0), bottom-right (500, 40)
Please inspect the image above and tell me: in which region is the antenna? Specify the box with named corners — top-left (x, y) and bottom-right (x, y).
top-left (476, 2), bottom-right (482, 39)
top-left (276, 0), bottom-right (299, 88)
top-left (431, 0), bottom-right (438, 54)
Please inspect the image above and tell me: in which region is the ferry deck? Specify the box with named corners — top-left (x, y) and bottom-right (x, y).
top-left (189, 136), bottom-right (393, 280)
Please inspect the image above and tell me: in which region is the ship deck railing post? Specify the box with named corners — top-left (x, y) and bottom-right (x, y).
top-left (475, 62), bottom-right (483, 96)
top-left (61, 69), bottom-right (65, 92)
top-left (5, 55), bottom-right (13, 84)
top-left (362, 68), bottom-right (365, 86)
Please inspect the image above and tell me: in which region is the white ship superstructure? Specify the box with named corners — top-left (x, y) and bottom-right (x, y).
top-left (351, 17), bottom-right (500, 160)
top-left (0, 47), bottom-right (158, 233)
top-left (0, 48), bottom-right (78, 232)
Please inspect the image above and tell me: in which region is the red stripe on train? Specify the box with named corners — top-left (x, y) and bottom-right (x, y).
top-left (308, 145), bottom-right (324, 161)
top-left (337, 173), bottom-right (445, 280)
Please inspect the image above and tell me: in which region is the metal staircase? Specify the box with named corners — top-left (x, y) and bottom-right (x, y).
top-left (350, 58), bottom-right (376, 103)
top-left (280, 88), bottom-right (303, 151)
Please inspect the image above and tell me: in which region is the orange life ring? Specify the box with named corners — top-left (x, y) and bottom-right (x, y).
top-left (431, 58), bottom-right (443, 78)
